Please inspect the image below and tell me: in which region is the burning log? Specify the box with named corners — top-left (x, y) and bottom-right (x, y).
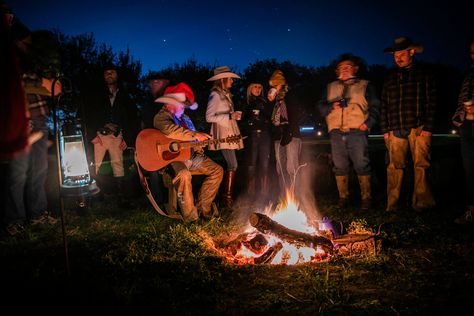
top-left (242, 233), bottom-right (268, 254)
top-left (254, 242), bottom-right (283, 264)
top-left (249, 212), bottom-right (334, 253)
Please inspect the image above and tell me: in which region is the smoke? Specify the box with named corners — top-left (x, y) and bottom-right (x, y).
top-left (231, 142), bottom-right (328, 229)
top-left (294, 145), bottom-right (322, 225)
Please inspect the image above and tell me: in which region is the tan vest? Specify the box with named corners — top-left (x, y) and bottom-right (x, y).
top-left (325, 79), bottom-right (369, 132)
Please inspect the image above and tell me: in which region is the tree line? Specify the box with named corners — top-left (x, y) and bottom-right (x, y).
top-left (50, 31), bottom-right (465, 135)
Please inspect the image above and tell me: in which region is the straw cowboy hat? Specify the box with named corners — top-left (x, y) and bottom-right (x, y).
top-left (207, 66), bottom-right (241, 81)
top-left (384, 36), bottom-right (424, 54)
top-left (155, 82), bottom-right (198, 110)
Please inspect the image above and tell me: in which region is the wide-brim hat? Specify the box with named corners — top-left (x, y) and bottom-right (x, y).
top-left (103, 63), bottom-right (118, 72)
top-left (147, 73), bottom-right (170, 85)
top-left (384, 36), bottom-right (424, 53)
top-left (207, 66), bottom-right (241, 81)
top-left (155, 82), bottom-right (198, 110)
top-left (1, 2), bottom-right (12, 14)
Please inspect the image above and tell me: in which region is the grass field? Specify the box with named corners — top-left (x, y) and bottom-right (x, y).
top-left (1, 134), bottom-right (474, 315)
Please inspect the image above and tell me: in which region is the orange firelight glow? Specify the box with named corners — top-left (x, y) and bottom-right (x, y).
top-left (235, 192), bottom-right (327, 265)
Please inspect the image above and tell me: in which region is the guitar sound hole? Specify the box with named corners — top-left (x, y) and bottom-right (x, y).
top-left (169, 142), bottom-right (180, 152)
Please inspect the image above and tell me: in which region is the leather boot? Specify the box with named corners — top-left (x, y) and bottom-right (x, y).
top-left (335, 175), bottom-right (349, 209)
top-left (358, 175), bottom-right (371, 210)
top-left (222, 170), bottom-right (236, 208)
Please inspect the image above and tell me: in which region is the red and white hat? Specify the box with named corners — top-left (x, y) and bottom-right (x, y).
top-left (155, 82), bottom-right (198, 110)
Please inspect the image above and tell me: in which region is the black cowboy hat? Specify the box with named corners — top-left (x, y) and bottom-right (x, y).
top-left (384, 36), bottom-right (423, 54)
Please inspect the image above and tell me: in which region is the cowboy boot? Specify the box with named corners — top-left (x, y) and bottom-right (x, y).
top-left (222, 170), bottom-right (236, 208)
top-left (335, 175), bottom-right (349, 209)
top-left (358, 175), bottom-right (371, 210)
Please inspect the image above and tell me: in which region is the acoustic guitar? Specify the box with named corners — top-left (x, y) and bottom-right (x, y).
top-left (135, 129), bottom-right (242, 171)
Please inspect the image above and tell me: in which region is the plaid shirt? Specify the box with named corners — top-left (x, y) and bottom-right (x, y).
top-left (23, 73), bottom-right (49, 131)
top-left (380, 63), bottom-right (437, 133)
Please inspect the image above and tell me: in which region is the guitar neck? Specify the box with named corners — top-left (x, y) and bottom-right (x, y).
top-left (179, 138), bottom-right (226, 149)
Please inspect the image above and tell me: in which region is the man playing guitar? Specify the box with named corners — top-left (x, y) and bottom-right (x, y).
top-left (152, 83), bottom-right (224, 222)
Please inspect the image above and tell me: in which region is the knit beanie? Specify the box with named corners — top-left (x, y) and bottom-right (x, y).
top-left (269, 70), bottom-right (286, 87)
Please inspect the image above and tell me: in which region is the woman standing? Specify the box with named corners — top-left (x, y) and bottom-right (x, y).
top-left (206, 66), bottom-right (244, 208)
top-left (269, 70), bottom-right (302, 196)
top-left (243, 83), bottom-right (273, 203)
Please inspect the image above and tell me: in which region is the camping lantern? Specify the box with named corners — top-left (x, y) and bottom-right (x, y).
top-left (58, 121), bottom-right (99, 197)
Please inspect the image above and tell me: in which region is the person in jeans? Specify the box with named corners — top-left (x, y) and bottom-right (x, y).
top-left (270, 70), bottom-right (303, 196)
top-left (318, 54), bottom-right (379, 210)
top-left (453, 39), bottom-right (474, 224)
top-left (243, 82), bottom-right (273, 204)
top-left (3, 30), bottom-right (61, 236)
top-left (206, 66), bottom-right (244, 208)
top-left (154, 83), bottom-right (223, 222)
top-left (380, 36), bottom-right (437, 212)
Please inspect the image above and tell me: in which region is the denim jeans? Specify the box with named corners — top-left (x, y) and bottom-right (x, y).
top-left (221, 149), bottom-right (238, 171)
top-left (274, 137), bottom-right (302, 193)
top-left (329, 130), bottom-right (371, 176)
top-left (246, 130), bottom-right (271, 176)
top-left (4, 131), bottom-right (48, 225)
top-left (460, 121), bottom-right (474, 206)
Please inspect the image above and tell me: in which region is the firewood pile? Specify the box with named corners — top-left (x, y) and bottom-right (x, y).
top-left (214, 212), bottom-right (382, 265)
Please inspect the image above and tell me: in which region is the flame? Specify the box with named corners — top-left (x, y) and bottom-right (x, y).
top-left (232, 191), bottom-right (327, 265)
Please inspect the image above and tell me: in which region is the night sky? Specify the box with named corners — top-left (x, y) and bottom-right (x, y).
top-left (9, 0), bottom-right (474, 73)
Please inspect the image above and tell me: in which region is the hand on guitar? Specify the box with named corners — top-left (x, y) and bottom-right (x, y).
top-left (136, 129), bottom-right (243, 171)
top-left (194, 132), bottom-right (211, 141)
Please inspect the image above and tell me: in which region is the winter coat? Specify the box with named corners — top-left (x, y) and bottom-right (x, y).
top-left (205, 89), bottom-right (244, 150)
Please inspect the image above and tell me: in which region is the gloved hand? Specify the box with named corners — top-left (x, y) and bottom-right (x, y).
top-left (91, 135), bottom-right (102, 145)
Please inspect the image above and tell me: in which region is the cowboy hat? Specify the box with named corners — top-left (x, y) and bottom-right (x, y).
top-left (207, 66), bottom-right (241, 81)
top-left (384, 36), bottom-right (424, 53)
top-left (155, 82), bottom-right (198, 110)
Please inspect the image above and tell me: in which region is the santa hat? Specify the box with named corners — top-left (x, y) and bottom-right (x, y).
top-left (155, 82), bottom-right (198, 110)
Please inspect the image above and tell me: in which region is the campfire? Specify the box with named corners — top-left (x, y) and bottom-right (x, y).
top-left (213, 192), bottom-right (382, 265)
